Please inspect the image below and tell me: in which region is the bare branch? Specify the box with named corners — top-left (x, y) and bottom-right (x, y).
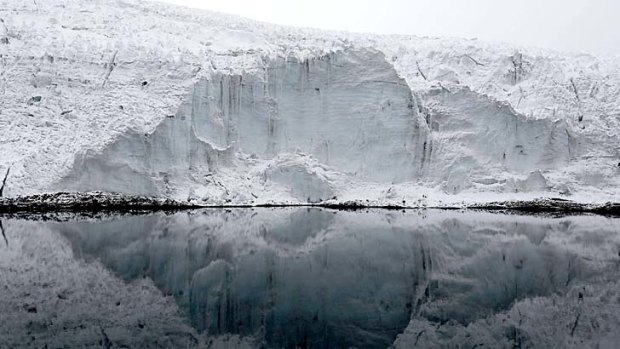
top-left (0, 167), bottom-right (9, 197)
top-left (102, 50), bottom-right (118, 88)
top-left (570, 312), bottom-right (581, 337)
top-left (516, 87), bottom-right (525, 108)
top-left (589, 83), bottom-right (599, 99)
top-left (570, 78), bottom-right (581, 102)
top-left (0, 220), bottom-right (6, 247)
top-left (463, 54), bottom-right (485, 66)
top-left (438, 82), bottom-right (451, 93)
top-left (511, 52), bottom-right (523, 84)
top-left (416, 61), bottom-right (427, 81)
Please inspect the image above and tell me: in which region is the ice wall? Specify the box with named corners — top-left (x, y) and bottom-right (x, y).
top-left (56, 42), bottom-right (617, 204)
top-left (58, 47), bottom-right (591, 202)
top-left (421, 87), bottom-right (580, 193)
top-left (59, 49), bottom-right (432, 200)
top-left (60, 113), bottom-right (233, 197)
top-left (194, 49), bottom-right (429, 182)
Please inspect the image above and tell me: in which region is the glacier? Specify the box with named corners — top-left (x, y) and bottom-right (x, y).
top-left (1, 0), bottom-right (619, 207)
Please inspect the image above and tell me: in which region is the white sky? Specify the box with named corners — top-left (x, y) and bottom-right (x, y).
top-left (152, 0), bottom-right (620, 55)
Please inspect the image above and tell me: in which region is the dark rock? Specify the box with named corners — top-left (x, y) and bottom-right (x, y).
top-left (27, 96), bottom-right (42, 105)
top-left (471, 198), bottom-right (620, 216)
top-left (0, 191), bottom-right (199, 215)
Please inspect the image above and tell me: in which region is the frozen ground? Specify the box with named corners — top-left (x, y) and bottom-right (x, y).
top-left (1, 0), bottom-right (619, 207)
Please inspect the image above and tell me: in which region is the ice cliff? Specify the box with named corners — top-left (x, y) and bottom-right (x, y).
top-left (1, 0), bottom-right (619, 206)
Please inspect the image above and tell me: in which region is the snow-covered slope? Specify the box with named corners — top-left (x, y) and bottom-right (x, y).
top-left (1, 0), bottom-right (619, 206)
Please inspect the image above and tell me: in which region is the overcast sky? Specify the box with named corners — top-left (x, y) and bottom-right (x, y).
top-left (152, 0), bottom-right (620, 55)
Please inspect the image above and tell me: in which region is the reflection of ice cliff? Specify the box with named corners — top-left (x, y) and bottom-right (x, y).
top-left (56, 209), bottom-right (620, 348)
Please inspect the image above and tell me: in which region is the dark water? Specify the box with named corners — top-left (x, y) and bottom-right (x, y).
top-left (1, 209), bottom-right (620, 348)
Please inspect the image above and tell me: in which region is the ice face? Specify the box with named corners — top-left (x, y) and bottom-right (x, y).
top-left (200, 50), bottom-right (429, 183)
top-left (58, 49), bottom-right (430, 201)
top-left (54, 45), bottom-right (616, 205)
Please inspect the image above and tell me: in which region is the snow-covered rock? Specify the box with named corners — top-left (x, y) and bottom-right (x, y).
top-left (1, 0), bottom-right (619, 206)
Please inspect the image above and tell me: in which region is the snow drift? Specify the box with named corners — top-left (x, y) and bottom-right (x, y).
top-left (1, 0), bottom-right (619, 206)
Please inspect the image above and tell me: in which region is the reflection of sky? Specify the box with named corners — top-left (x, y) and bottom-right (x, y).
top-left (148, 0), bottom-right (620, 55)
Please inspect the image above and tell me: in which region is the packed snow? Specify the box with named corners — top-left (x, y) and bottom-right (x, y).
top-left (1, 0), bottom-right (619, 207)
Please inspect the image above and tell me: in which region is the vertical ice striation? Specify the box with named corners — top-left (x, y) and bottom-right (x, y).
top-left (53, 42), bottom-right (616, 204)
top-left (59, 49), bottom-right (431, 200)
top-left (189, 49), bottom-right (430, 181)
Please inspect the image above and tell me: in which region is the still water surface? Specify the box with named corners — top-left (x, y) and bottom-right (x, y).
top-left (1, 208), bottom-right (619, 348)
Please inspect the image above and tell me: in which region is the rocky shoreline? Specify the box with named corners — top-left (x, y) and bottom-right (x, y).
top-left (1, 192), bottom-right (619, 217)
top-left (0, 192), bottom-right (197, 214)
top-left (471, 198), bottom-right (620, 216)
